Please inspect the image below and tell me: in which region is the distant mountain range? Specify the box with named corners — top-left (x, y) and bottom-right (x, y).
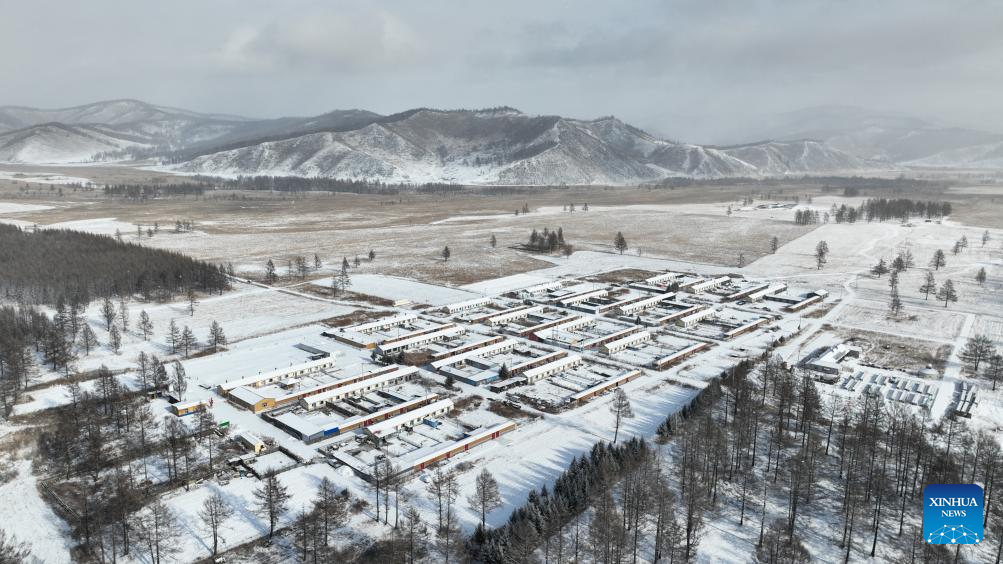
top-left (1, 99), bottom-right (998, 184)
top-left (745, 105), bottom-right (1003, 169)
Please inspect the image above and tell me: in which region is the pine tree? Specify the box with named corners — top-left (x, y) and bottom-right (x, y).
top-left (983, 353), bottom-right (1003, 391)
top-left (80, 324), bottom-right (98, 355)
top-left (118, 298), bottom-right (129, 332)
top-left (814, 240), bottom-right (829, 270)
top-left (930, 249), bottom-right (947, 270)
top-left (265, 259), bottom-right (277, 284)
top-left (888, 287), bottom-right (903, 318)
top-left (314, 253), bottom-right (322, 271)
top-left (172, 360), bottom-right (187, 400)
top-left (179, 326), bottom-right (197, 357)
top-left (109, 325), bottom-right (122, 354)
top-left (208, 320), bottom-right (227, 351)
top-left (960, 335), bottom-right (994, 373)
top-left (442, 246), bottom-right (451, 262)
top-left (919, 271), bottom-right (936, 300)
top-left (167, 319), bottom-right (180, 353)
top-left (139, 310), bottom-right (154, 340)
top-left (101, 297), bottom-right (117, 331)
top-left (770, 236), bottom-right (779, 254)
top-left (186, 288), bottom-right (198, 316)
top-left (976, 267), bottom-right (987, 286)
top-left (870, 258), bottom-right (889, 277)
top-left (936, 279), bottom-right (958, 308)
top-left (490, 234), bottom-right (497, 248)
top-left (614, 232), bottom-right (628, 255)
top-left (368, 249), bottom-right (376, 261)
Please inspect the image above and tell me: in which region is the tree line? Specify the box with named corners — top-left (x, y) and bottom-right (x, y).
top-left (194, 175), bottom-right (464, 195)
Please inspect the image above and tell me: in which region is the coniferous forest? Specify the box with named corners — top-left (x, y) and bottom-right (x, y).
top-left (0, 224), bottom-right (230, 305)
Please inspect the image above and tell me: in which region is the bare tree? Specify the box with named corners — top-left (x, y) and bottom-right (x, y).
top-left (80, 324), bottom-right (98, 355)
top-left (468, 468), bottom-right (503, 529)
top-left (254, 475), bottom-right (291, 539)
top-left (313, 477), bottom-right (348, 548)
top-left (0, 530), bottom-right (31, 563)
top-left (139, 310), bottom-right (154, 340)
top-left (135, 500), bottom-right (181, 564)
top-left (919, 271), bottom-right (936, 300)
top-left (172, 360), bottom-right (187, 401)
top-left (403, 505), bottom-right (427, 564)
top-left (186, 288), bottom-right (198, 316)
top-left (109, 325), bottom-right (122, 354)
top-left (101, 297), bottom-right (117, 331)
top-left (609, 388), bottom-right (635, 443)
top-left (198, 492), bottom-right (234, 557)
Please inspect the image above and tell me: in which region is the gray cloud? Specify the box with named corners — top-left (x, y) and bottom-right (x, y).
top-left (2, 0), bottom-right (1002, 142)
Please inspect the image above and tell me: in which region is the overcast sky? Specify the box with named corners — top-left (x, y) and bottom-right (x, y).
top-left (4, 0), bottom-right (1002, 143)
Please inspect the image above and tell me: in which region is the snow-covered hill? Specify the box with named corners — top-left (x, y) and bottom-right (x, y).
top-left (170, 109), bottom-right (877, 184)
top-left (746, 105), bottom-right (1003, 165)
top-left (0, 123), bottom-right (150, 164)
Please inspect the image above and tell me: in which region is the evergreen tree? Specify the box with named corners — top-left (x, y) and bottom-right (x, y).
top-left (930, 249), bottom-right (947, 270)
top-left (265, 259), bottom-right (278, 284)
top-left (614, 232), bottom-right (628, 255)
top-left (919, 271), bottom-right (936, 300)
top-left (208, 320), bottom-right (227, 351)
top-left (167, 319), bottom-right (180, 353)
top-left (101, 297), bottom-right (117, 331)
top-left (442, 246), bottom-right (451, 262)
top-left (179, 326), bottom-right (197, 357)
top-left (814, 240), bottom-right (829, 270)
top-left (870, 258), bottom-right (889, 277)
top-left (936, 279), bottom-right (958, 308)
top-left (976, 267), bottom-right (987, 286)
top-left (80, 324), bottom-right (98, 355)
top-left (109, 325), bottom-right (122, 354)
top-left (139, 310), bottom-right (154, 340)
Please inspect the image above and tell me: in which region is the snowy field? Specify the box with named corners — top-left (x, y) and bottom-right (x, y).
top-left (312, 274), bottom-right (482, 306)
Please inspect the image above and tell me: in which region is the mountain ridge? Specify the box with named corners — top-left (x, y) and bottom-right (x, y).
top-left (0, 100), bottom-right (892, 183)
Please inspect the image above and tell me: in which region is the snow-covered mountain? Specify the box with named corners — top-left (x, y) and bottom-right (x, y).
top-left (0, 100), bottom-right (882, 181)
top-left (169, 109), bottom-right (876, 184)
top-left (745, 105), bottom-right (1003, 167)
top-left (0, 99), bottom-right (256, 163)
